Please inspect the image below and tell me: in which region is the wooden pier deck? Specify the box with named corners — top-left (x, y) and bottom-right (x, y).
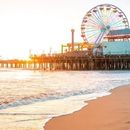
top-left (0, 52), bottom-right (130, 70)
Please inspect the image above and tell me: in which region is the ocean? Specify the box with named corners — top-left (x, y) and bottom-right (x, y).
top-left (0, 69), bottom-right (130, 130)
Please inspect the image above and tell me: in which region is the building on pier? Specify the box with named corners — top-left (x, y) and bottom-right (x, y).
top-left (103, 28), bottom-right (130, 55)
top-left (61, 42), bottom-right (94, 53)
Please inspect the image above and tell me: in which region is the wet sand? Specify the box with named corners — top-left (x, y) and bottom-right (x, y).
top-left (45, 85), bottom-right (130, 130)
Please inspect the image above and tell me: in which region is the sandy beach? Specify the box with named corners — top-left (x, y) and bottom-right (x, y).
top-left (44, 85), bottom-right (130, 130)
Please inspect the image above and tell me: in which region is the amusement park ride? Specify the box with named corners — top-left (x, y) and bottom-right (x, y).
top-left (62, 4), bottom-right (130, 55)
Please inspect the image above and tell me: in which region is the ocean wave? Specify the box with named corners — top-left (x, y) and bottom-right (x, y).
top-left (0, 82), bottom-right (126, 110)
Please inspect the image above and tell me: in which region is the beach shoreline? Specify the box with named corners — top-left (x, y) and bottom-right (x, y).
top-left (44, 84), bottom-right (130, 130)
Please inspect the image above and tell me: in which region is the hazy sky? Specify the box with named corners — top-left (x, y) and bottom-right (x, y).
top-left (0, 0), bottom-right (130, 59)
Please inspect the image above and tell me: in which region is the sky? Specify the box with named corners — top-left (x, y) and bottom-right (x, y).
top-left (0, 0), bottom-right (130, 59)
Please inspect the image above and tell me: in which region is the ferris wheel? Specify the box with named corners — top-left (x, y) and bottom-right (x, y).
top-left (81, 4), bottom-right (129, 46)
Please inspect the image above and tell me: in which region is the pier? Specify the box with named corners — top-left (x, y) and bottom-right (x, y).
top-left (0, 4), bottom-right (130, 71)
top-left (0, 53), bottom-right (130, 70)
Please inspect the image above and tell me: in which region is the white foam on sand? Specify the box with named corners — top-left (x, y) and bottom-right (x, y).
top-left (0, 91), bottom-right (111, 130)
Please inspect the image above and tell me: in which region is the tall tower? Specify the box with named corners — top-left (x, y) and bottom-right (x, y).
top-left (71, 29), bottom-right (75, 52)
